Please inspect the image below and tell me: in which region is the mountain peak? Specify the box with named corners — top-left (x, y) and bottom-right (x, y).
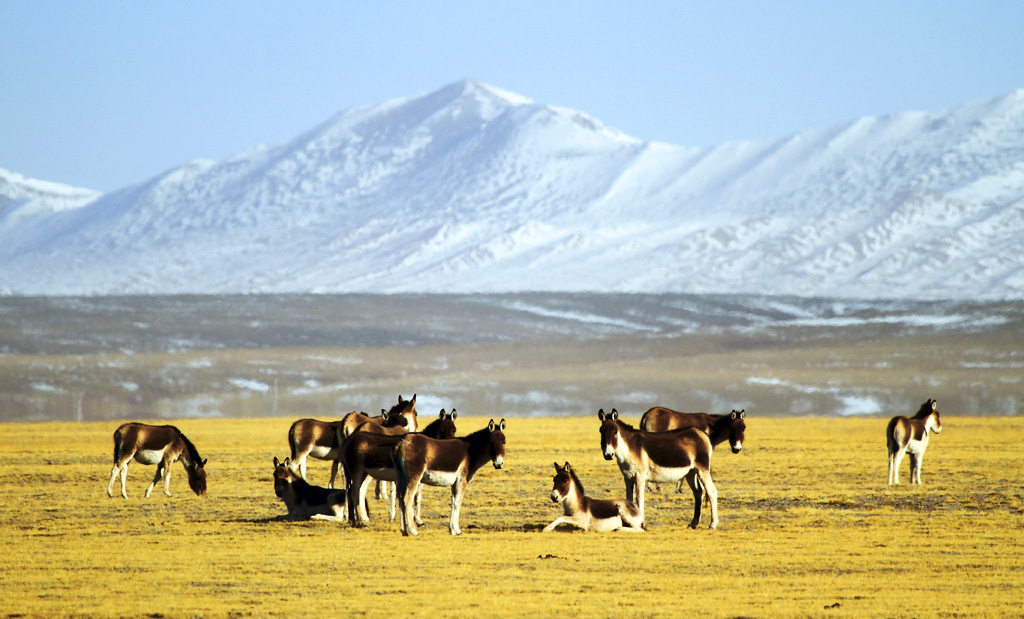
top-left (2, 85), bottom-right (1024, 299)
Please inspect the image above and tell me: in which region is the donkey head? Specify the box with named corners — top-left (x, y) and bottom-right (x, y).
top-left (926, 399), bottom-right (941, 434)
top-left (187, 458), bottom-right (208, 496)
top-left (487, 418), bottom-right (506, 469)
top-left (598, 408), bottom-right (620, 460)
top-left (385, 394), bottom-right (418, 431)
top-left (436, 409), bottom-right (458, 439)
top-left (550, 461), bottom-right (574, 503)
top-left (272, 456), bottom-right (298, 498)
top-left (728, 409), bottom-right (747, 453)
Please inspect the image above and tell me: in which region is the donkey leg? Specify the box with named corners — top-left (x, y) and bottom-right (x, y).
top-left (119, 463), bottom-right (129, 499)
top-left (699, 469), bottom-right (718, 529)
top-left (107, 465), bottom-right (122, 498)
top-left (909, 452), bottom-right (922, 484)
top-left (891, 448), bottom-right (906, 485)
top-left (145, 463), bottom-right (164, 498)
top-left (449, 476), bottom-right (467, 536)
top-left (162, 466), bottom-right (173, 497)
top-left (634, 475), bottom-right (647, 518)
top-left (685, 470), bottom-right (703, 529)
top-left (413, 484), bottom-right (424, 526)
top-left (328, 460), bottom-right (340, 490)
top-left (624, 476), bottom-right (637, 505)
top-left (402, 476), bottom-right (422, 536)
top-left (356, 475), bottom-right (373, 525)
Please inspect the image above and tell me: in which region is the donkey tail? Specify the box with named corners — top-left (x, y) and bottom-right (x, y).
top-left (112, 429), bottom-right (123, 464)
top-left (288, 423), bottom-right (298, 460)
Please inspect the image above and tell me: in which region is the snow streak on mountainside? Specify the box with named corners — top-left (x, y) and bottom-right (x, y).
top-left (1, 80), bottom-right (1023, 299)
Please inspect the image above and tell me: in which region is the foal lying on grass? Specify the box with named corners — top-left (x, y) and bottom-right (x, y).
top-left (543, 462), bottom-right (644, 532)
top-left (273, 457), bottom-right (347, 522)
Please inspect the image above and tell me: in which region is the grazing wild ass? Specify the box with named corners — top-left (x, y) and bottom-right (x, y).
top-left (272, 457), bottom-right (347, 521)
top-left (544, 462), bottom-right (644, 533)
top-left (393, 419), bottom-right (506, 536)
top-left (342, 409), bottom-right (458, 526)
top-left (887, 399), bottom-right (942, 485)
top-left (640, 407), bottom-right (746, 454)
top-left (598, 409), bottom-right (718, 529)
top-left (106, 423), bottom-right (207, 499)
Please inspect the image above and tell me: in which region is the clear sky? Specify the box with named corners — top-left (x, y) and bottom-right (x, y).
top-left (2, 1), bottom-right (1023, 192)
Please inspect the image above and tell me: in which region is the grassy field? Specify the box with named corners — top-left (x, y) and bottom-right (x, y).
top-left (0, 415), bottom-right (1020, 618)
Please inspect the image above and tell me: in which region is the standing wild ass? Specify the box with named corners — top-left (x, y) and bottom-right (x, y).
top-left (598, 409), bottom-right (718, 529)
top-left (393, 419), bottom-right (506, 536)
top-left (342, 409), bottom-right (458, 526)
top-left (887, 399), bottom-right (942, 484)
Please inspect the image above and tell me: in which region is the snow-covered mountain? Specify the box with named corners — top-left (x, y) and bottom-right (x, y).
top-left (2, 80), bottom-right (1023, 299)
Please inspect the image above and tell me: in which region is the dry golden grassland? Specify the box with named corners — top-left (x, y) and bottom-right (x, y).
top-left (1, 415), bottom-right (1021, 618)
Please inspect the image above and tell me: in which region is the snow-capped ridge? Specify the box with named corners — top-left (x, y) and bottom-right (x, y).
top-left (1, 83), bottom-right (1023, 300)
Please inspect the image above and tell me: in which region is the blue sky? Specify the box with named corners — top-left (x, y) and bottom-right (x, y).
top-left (2, 1), bottom-right (1023, 192)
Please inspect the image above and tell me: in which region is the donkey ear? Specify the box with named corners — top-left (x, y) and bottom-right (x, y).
top-left (563, 462), bottom-right (572, 472)
top-left (202, 458), bottom-right (208, 467)
top-left (931, 400), bottom-right (938, 410)
top-left (381, 410), bottom-right (389, 422)
top-left (610, 409), bottom-right (619, 420)
top-left (731, 410), bottom-right (738, 419)
top-left (410, 394), bottom-right (417, 404)
top-left (398, 395), bottom-right (405, 404)
top-left (488, 419), bottom-right (495, 431)
top-left (274, 456), bottom-right (281, 467)
top-left (451, 409), bottom-right (457, 420)
top-left (499, 419), bottom-right (506, 431)
top-left (281, 457), bottom-right (288, 467)
top-left (740, 410), bottom-right (746, 418)
top-left (553, 462), bottom-right (561, 471)
top-left (598, 409), bottom-right (606, 421)
top-left (439, 409), bottom-right (446, 419)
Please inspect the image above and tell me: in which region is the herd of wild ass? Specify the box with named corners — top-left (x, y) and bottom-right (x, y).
top-left (105, 395), bottom-right (942, 534)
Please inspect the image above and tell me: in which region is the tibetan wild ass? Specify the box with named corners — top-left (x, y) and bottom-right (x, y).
top-left (640, 407), bottom-right (746, 453)
top-left (106, 423), bottom-right (207, 499)
top-left (544, 462), bottom-right (644, 532)
top-left (286, 418), bottom-right (345, 488)
top-left (272, 457), bottom-right (347, 521)
top-left (393, 419), bottom-right (506, 536)
top-left (598, 409), bottom-right (718, 529)
top-left (342, 409), bottom-right (458, 526)
top-left (887, 399), bottom-right (942, 484)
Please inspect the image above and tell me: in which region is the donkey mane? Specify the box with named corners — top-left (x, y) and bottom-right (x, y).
top-left (911, 399), bottom-right (935, 419)
top-left (420, 417), bottom-right (447, 436)
top-left (567, 466), bottom-right (585, 496)
top-left (460, 425), bottom-right (492, 442)
top-left (170, 426), bottom-right (203, 464)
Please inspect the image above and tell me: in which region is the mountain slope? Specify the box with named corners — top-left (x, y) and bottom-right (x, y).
top-left (1, 81), bottom-right (1023, 299)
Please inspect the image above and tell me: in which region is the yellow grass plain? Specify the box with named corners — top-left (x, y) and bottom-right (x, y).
top-left (0, 415), bottom-right (1021, 618)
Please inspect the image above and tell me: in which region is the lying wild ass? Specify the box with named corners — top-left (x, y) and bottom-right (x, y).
top-left (599, 409), bottom-right (717, 529)
top-left (544, 462), bottom-right (644, 533)
top-left (106, 423), bottom-right (207, 499)
top-left (393, 419), bottom-right (506, 536)
top-left (342, 409), bottom-right (458, 526)
top-left (272, 457), bottom-right (346, 521)
top-left (887, 399), bottom-right (942, 485)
